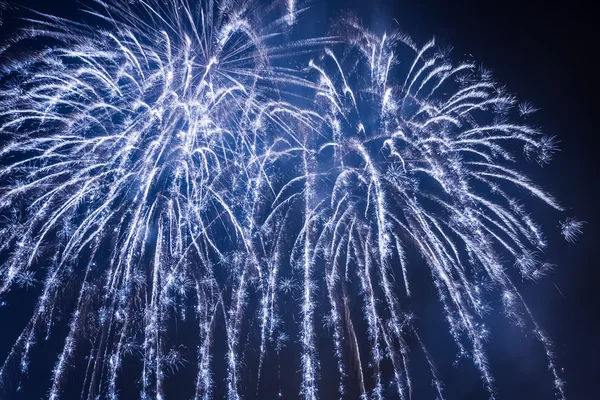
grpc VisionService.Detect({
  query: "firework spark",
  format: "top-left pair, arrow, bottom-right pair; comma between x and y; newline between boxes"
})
0,1 -> 581,399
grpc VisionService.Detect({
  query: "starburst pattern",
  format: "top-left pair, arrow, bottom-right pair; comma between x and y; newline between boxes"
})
0,1 -> 581,400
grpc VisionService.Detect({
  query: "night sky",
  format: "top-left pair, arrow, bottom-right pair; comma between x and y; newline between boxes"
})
0,0 -> 598,399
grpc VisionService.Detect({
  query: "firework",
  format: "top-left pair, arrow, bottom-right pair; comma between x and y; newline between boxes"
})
0,1 -> 581,399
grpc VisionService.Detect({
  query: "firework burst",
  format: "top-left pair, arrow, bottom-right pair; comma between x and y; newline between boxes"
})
0,1 -> 582,399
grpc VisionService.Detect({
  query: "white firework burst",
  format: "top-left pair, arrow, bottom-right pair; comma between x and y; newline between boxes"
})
0,1 -> 581,400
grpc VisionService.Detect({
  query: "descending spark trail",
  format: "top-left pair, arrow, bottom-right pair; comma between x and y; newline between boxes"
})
0,1 -> 582,399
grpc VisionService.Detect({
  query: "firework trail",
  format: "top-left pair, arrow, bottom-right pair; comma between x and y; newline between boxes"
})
0,1 -> 582,399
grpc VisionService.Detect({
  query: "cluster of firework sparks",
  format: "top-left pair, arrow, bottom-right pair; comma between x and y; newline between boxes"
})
0,0 -> 584,399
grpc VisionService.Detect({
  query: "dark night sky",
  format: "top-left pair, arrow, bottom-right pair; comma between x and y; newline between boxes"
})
0,0 -> 598,399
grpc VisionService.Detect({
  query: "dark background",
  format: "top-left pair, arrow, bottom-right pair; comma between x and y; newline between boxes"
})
0,0 -> 598,399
